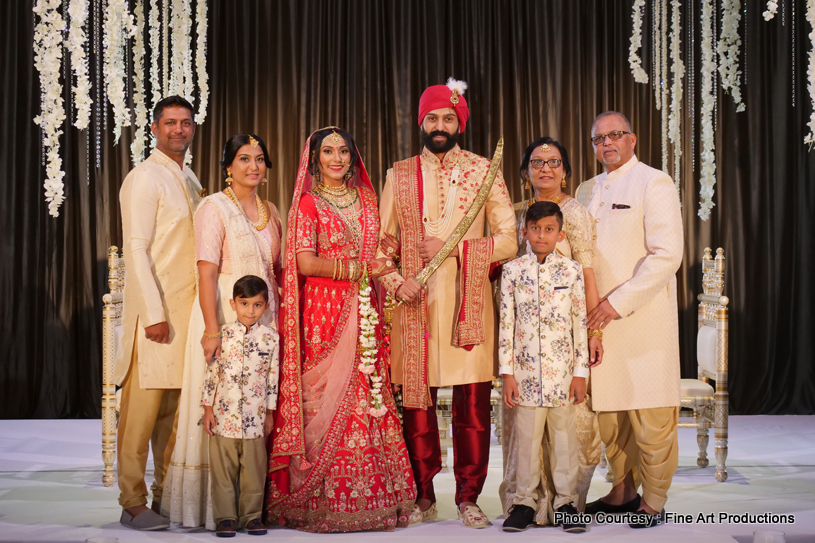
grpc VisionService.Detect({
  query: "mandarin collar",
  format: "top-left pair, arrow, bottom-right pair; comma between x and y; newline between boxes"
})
421,144 -> 462,169
232,320 -> 262,335
522,250 -> 559,268
151,148 -> 186,174
606,154 -> 639,182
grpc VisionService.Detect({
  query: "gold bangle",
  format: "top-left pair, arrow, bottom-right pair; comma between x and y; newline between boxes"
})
332,258 -> 338,280
202,330 -> 221,339
588,329 -> 603,341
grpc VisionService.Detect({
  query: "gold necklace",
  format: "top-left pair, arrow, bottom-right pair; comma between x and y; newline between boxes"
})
224,187 -> 269,231
530,192 -> 564,206
315,183 -> 357,209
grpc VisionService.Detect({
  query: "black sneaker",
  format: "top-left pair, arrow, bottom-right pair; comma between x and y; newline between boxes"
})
629,508 -> 666,529
502,504 -> 536,532
215,519 -> 237,537
245,518 -> 267,535
555,503 -> 587,533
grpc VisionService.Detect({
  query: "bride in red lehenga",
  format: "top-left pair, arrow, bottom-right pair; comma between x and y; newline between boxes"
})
265,128 -> 418,532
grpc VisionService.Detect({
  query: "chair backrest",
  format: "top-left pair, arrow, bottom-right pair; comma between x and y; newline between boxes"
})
696,247 -> 728,382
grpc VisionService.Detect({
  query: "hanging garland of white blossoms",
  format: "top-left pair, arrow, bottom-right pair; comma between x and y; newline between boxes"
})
66,0 -> 91,130
148,0 -> 161,108
130,0 -> 149,165
668,0 -> 684,196
805,0 -> 815,149
699,0 -> 717,220
358,271 -> 387,418
33,0 -> 66,217
763,1 -> 779,21
195,0 -> 209,123
104,0 -> 136,144
629,0 -> 649,83
719,0 -> 746,112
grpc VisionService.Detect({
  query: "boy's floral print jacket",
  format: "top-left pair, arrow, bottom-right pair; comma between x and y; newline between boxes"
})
202,321 -> 280,439
498,251 -> 589,407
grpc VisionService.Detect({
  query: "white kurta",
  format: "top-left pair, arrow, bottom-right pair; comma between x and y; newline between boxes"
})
116,149 -> 202,389
576,155 -> 683,412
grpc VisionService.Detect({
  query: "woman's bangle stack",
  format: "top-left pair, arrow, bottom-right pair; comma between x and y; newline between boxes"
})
202,330 -> 221,339
588,328 -> 603,341
331,259 -> 370,282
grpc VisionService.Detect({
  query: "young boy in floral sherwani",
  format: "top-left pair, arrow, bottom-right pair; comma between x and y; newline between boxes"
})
499,201 -> 589,534
202,275 -> 279,538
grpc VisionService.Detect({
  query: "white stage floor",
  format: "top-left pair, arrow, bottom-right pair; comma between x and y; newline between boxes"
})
0,416 -> 814,542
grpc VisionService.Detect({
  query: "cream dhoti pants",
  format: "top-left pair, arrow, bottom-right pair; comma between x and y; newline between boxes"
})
598,406 -> 679,512
512,404 -> 580,511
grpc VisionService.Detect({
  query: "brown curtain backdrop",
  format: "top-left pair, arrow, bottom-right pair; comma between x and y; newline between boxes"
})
1,0 -> 813,418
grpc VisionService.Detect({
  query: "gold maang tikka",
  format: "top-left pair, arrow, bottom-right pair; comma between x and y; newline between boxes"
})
541,143 -> 550,153
329,131 -> 343,145
249,135 -> 259,148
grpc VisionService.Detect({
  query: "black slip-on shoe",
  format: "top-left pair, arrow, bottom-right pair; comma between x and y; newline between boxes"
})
502,504 -> 536,532
555,503 -> 587,533
215,519 -> 237,537
245,518 -> 267,535
585,494 -> 641,515
629,508 -> 666,529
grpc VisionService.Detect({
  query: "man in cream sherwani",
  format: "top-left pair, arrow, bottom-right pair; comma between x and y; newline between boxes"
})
116,95 -> 202,530
575,111 -> 683,529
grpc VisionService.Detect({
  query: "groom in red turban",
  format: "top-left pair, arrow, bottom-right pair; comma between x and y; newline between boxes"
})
377,79 -> 517,528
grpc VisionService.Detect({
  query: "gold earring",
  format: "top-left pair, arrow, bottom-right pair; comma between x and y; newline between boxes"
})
561,176 -> 567,189
262,177 -> 267,185
226,172 -> 233,186
525,179 -> 531,190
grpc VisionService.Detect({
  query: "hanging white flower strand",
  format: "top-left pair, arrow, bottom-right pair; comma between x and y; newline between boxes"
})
104,0 -> 136,144
33,0 -> 67,217
763,1 -> 779,21
358,270 -> 387,418
148,0 -> 161,109
629,0 -> 649,83
195,0 -> 209,124
66,0 -> 92,130
719,0 -> 746,112
668,0 -> 684,197
699,0 -> 718,220
131,0 -> 149,165
805,0 -> 815,149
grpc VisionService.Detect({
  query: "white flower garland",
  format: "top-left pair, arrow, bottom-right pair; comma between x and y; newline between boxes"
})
104,0 -> 136,144
719,0 -> 746,112
169,0 -> 191,96
195,0 -> 209,123
668,0 -> 684,196
629,0 -> 649,83
805,0 -> 815,148
148,0 -> 161,108
655,0 -> 663,111
763,1 -> 779,21
33,0 -> 66,217
699,0 -> 717,220
181,0 -> 194,100
358,271 -> 386,418
66,0 -> 92,130
131,0 -> 149,165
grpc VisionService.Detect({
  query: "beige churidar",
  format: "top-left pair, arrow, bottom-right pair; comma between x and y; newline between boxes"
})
378,146 -> 518,387
209,435 -> 267,526
116,149 -> 202,389
511,404 -> 580,512
575,155 -> 683,412
598,407 -> 679,512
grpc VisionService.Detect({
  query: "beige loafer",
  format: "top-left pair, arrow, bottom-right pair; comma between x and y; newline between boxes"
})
457,503 -> 491,529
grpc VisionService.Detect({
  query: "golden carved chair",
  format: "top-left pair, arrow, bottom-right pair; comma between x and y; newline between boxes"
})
101,246 -> 125,487
679,247 -> 729,482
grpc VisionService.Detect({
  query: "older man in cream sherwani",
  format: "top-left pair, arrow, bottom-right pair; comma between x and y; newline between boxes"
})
116,95 -> 202,530
575,111 -> 683,529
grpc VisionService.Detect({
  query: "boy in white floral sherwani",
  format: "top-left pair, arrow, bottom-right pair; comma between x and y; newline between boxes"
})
202,275 -> 279,538
499,202 -> 589,534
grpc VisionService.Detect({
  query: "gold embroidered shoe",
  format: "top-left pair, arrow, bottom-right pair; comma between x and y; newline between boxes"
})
457,503 -> 492,529
422,502 -> 438,522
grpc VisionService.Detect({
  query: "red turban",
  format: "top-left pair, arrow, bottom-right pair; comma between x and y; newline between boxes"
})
417,78 -> 470,133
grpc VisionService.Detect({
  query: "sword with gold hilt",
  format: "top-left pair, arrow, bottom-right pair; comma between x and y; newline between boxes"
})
397,136 -> 504,305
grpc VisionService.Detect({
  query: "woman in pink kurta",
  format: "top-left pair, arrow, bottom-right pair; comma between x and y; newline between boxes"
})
163,134 -> 282,530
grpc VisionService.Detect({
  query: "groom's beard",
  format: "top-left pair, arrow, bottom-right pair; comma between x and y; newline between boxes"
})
422,128 -> 459,154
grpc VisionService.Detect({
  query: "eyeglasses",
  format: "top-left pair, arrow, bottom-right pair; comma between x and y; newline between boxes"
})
590,131 -> 631,146
529,158 -> 562,170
